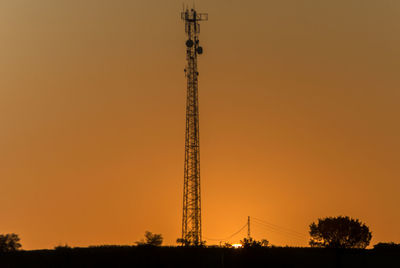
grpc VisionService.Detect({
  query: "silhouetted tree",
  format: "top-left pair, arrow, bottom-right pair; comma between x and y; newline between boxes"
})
309,216 -> 371,249
136,231 -> 163,246
240,237 -> 269,248
0,233 -> 21,252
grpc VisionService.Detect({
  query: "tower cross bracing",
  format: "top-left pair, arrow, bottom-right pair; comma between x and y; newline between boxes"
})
181,8 -> 208,246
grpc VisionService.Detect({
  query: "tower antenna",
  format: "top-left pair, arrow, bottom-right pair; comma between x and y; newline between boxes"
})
180,8 -> 208,246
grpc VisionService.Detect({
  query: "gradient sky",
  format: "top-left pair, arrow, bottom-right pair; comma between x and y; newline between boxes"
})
1,0 -> 399,249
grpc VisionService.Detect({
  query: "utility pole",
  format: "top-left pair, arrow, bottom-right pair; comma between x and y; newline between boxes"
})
248,216 -> 251,239
181,8 -> 208,246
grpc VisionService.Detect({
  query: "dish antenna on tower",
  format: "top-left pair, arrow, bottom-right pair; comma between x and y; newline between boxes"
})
180,7 -> 208,247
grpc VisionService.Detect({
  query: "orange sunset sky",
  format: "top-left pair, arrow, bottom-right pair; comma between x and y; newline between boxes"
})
1,0 -> 399,249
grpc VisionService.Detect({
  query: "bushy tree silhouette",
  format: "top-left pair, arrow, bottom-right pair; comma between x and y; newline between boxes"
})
309,216 -> 371,249
0,233 -> 21,252
240,237 -> 269,248
137,231 -> 163,246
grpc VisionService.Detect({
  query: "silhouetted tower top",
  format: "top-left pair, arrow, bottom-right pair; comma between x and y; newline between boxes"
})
181,8 -> 207,246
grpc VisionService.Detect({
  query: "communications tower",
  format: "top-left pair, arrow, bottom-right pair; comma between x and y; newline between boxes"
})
181,8 -> 208,246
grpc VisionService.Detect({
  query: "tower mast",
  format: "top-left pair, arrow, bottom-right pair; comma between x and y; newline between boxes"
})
181,8 -> 208,246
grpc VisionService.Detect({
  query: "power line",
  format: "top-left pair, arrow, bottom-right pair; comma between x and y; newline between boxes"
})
252,217 -> 307,237
252,221 -> 306,240
253,221 -> 306,239
251,217 -> 308,239
204,216 -> 308,244
204,222 -> 248,242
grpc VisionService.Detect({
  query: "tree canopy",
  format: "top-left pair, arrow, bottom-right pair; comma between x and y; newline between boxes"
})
136,231 -> 163,247
309,216 -> 372,249
0,233 -> 22,252
239,237 -> 269,248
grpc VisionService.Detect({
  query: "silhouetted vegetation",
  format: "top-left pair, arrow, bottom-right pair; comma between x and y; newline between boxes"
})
223,242 -> 233,248
239,237 -> 269,248
0,234 -> 21,253
176,237 -> 206,247
0,246 -> 400,267
373,242 -> 400,250
54,244 -> 72,251
309,216 -> 372,249
136,231 -> 163,246
1,220 -> 398,267
176,238 -> 187,246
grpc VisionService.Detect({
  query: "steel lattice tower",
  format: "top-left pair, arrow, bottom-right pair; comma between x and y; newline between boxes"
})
181,8 -> 207,246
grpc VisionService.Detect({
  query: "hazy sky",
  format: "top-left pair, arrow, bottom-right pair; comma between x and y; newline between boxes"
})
1,0 -> 399,249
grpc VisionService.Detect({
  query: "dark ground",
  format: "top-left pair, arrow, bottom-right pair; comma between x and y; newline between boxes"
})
1,246 -> 399,268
